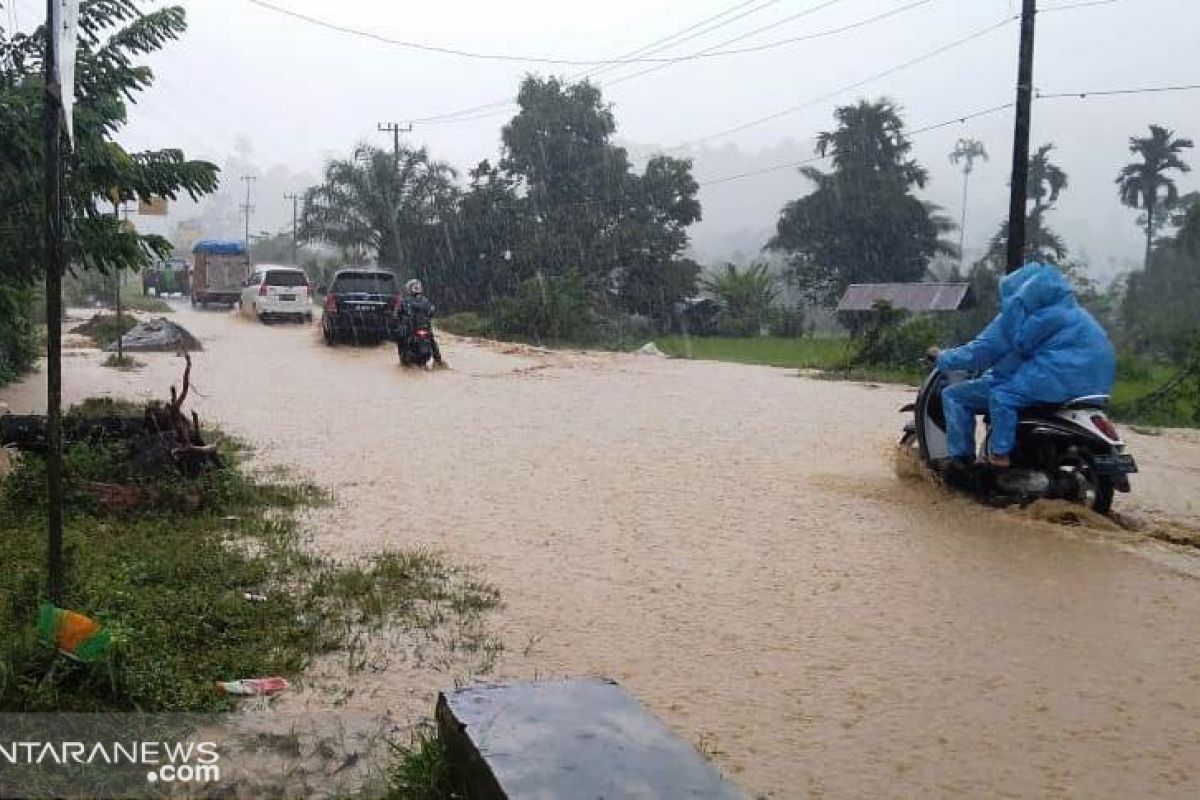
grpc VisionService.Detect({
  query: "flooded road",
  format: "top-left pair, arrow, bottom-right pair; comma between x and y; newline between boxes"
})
5,305 -> 1200,798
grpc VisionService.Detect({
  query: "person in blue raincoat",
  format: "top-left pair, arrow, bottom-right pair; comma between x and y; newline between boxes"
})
930,261 -> 1116,467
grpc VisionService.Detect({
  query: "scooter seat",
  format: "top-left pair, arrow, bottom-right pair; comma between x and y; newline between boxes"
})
1003,395 -> 1110,420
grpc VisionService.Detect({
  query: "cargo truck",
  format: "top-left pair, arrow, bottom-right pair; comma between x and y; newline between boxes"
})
190,240 -> 248,308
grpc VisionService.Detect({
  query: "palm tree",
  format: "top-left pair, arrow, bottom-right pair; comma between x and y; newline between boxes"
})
1025,143 -> 1069,262
300,145 -> 458,275
1116,125 -> 1194,268
701,263 -> 779,336
949,138 -> 988,270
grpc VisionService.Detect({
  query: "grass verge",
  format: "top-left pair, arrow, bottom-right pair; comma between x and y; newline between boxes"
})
0,398 -> 501,713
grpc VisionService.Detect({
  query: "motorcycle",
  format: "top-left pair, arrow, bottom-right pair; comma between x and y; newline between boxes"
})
398,326 -> 435,369
899,365 -> 1138,513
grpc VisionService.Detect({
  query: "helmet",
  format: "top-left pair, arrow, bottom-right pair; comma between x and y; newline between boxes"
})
405,279 -> 423,296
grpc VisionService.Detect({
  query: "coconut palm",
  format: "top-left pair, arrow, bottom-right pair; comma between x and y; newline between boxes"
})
949,138 -> 988,269
300,145 -> 458,275
1116,125 -> 1194,268
1025,143 -> 1069,263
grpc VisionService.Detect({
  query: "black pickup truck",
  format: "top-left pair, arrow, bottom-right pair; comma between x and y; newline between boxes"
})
320,269 -> 400,345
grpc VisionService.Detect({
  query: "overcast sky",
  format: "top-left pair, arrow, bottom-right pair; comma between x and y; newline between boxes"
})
10,0 -> 1199,277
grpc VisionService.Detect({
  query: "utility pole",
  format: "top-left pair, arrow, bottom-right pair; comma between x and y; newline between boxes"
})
240,175 -> 256,268
43,0 -> 65,604
1005,0 -> 1038,274
284,193 -> 299,264
377,122 -> 412,163
113,201 -> 131,361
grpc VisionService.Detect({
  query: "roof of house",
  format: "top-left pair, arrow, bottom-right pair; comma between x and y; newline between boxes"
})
836,282 -> 975,313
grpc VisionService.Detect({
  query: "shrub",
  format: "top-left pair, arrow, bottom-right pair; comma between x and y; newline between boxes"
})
855,306 -> 956,370
0,283 -> 39,387
767,307 -> 807,338
437,312 -> 494,338
490,271 -> 594,343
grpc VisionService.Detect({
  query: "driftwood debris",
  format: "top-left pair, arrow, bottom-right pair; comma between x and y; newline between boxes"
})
0,353 -> 222,508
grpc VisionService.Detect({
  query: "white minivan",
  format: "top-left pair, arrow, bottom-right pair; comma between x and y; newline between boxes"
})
240,265 -> 313,324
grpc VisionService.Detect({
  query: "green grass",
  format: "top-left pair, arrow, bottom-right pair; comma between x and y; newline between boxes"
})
0,400 -> 501,713
119,292 -> 173,313
374,725 -> 471,800
657,336 -> 1200,427
656,335 -> 855,371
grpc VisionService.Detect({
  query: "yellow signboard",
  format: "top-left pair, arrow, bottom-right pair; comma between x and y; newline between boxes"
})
138,196 -> 169,216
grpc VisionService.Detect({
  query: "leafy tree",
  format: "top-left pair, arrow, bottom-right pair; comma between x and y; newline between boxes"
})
701,263 -> 778,336
1121,190 -> 1200,359
0,1 -> 218,385
766,99 -> 955,305
1116,125 -> 1193,268
492,76 -> 701,322
0,1 -> 218,281
300,145 -> 458,278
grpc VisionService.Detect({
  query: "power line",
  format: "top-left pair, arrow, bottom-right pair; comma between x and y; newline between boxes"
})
1036,83 -> 1200,99
244,0 -> 808,67
413,0 -> 930,126
1040,0 -> 1119,12
408,0 -> 806,124
672,14 -> 1017,150
697,102 -> 1016,186
603,0 -> 856,89
695,81 -> 1200,187
572,0 -> 782,83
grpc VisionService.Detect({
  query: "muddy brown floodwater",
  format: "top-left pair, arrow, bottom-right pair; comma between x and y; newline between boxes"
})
5,305 -> 1200,798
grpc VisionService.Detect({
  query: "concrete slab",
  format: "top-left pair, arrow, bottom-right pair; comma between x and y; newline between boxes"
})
437,677 -> 744,799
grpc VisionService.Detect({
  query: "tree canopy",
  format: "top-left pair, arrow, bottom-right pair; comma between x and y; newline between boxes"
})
1116,124 -> 1193,267
0,0 -> 218,284
766,99 -> 955,305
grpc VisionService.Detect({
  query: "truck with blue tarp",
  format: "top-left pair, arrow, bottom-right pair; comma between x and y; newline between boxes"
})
190,240 -> 248,308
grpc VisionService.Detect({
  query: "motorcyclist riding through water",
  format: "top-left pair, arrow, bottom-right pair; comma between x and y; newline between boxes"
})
395,279 -> 444,365
929,261 -> 1116,469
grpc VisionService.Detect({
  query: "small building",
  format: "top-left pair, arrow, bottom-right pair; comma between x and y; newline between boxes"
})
836,282 -> 975,315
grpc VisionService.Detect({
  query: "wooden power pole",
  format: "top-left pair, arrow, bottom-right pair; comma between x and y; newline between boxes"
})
43,0 -> 66,603
1005,0 -> 1038,274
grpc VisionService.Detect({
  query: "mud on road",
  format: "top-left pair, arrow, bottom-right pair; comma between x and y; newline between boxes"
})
5,305 -> 1200,798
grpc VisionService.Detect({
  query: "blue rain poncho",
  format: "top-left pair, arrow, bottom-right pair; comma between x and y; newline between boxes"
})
935,262 -> 1116,458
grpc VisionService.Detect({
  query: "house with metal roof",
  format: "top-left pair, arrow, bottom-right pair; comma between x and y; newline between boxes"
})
836,282 -> 975,314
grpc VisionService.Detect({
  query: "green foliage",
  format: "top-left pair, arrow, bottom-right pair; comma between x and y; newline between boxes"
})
855,312 -> 955,371
437,311 -> 494,338
1122,192 -> 1200,360
700,263 -> 779,337
1,2 -> 219,282
300,145 -> 458,275
378,725 -> 469,800
490,271 -> 593,343
461,77 -> 700,322
1116,125 -> 1194,265
767,99 -> 955,305
984,143 -> 1071,265
0,281 -> 38,386
656,335 -> 853,370
0,1 -> 217,386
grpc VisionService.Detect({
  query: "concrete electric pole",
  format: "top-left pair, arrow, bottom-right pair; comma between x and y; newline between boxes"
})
1005,0 -> 1038,274
240,175 -> 256,267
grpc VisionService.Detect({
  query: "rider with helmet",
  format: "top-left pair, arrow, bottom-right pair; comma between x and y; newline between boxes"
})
395,278 -> 443,365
